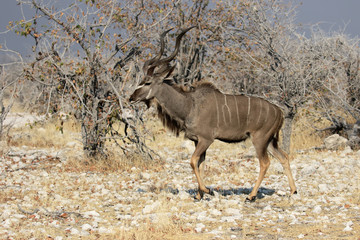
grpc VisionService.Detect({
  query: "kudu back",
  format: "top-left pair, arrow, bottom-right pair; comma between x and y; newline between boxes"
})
130,27 -> 297,202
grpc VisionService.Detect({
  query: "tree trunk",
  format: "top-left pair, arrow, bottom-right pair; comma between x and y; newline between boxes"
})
281,116 -> 293,154
81,119 -> 106,158
347,119 -> 360,150
80,64 -> 107,159
281,105 -> 296,154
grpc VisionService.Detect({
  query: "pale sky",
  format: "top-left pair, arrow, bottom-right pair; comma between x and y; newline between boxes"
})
1,0 -> 360,57
293,0 -> 360,37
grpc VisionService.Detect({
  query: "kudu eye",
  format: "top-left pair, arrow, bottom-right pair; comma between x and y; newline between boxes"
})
144,82 -> 151,86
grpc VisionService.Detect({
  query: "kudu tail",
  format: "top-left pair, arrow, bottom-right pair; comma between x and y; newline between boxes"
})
272,129 -> 280,150
269,115 -> 288,159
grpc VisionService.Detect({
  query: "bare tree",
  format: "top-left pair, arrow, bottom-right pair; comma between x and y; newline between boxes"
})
307,28 -> 360,148
0,48 -> 23,140
12,0 -> 165,158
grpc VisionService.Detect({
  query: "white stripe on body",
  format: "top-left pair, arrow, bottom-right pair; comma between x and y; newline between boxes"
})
246,96 -> 251,127
257,99 -> 263,126
213,92 -> 220,128
222,95 -> 232,124
233,95 -> 240,125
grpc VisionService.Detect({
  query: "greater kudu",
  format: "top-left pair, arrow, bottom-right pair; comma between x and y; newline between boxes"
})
130,27 -> 297,202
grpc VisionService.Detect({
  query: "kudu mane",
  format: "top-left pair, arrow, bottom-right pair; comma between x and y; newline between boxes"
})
156,101 -> 183,136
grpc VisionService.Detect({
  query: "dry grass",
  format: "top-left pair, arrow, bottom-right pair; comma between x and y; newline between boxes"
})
63,151 -> 165,173
290,108 -> 330,152
7,117 -> 80,149
5,112 -> 164,173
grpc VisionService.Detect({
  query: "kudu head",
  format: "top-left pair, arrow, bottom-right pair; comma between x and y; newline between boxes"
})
129,26 -> 195,103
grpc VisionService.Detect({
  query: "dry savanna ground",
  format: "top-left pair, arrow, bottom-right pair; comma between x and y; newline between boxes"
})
0,108 -> 359,239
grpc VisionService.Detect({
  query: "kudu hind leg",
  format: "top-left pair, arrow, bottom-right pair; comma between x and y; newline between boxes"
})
191,139 -> 213,200
247,140 -> 271,202
198,151 -> 206,183
268,142 -> 297,194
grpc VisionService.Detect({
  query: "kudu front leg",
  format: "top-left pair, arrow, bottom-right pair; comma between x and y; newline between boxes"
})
190,139 -> 213,200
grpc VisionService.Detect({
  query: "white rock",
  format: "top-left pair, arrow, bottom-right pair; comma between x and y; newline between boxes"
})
277,190 -> 286,196
210,209 -> 222,216
81,224 -> 93,231
178,190 -> 189,200
101,188 -> 110,196
324,134 -> 348,150
263,205 -> 272,211
208,229 -> 223,235
196,211 -> 208,221
342,146 -> 352,155
225,208 -> 241,216
318,184 -> 328,193
2,219 -> 12,228
343,225 -> 353,231
272,162 -> 283,173
181,140 -> 195,152
66,141 -> 78,148
329,196 -> 346,204
221,215 -> 242,222
70,228 -> 80,235
1,209 -> 12,218
345,221 -> 353,227
80,231 -> 90,236
301,165 -> 317,175
50,220 -> 61,228
98,227 -> 111,234
312,205 -> 322,214
12,214 -> 26,219
244,146 -> 256,158
131,219 -> 139,227
195,223 -> 205,233
83,211 -> 100,218
41,171 -> 49,177
142,201 -> 160,214
141,172 -> 151,180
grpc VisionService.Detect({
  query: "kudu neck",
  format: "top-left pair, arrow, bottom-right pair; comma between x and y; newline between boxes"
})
155,83 -> 191,120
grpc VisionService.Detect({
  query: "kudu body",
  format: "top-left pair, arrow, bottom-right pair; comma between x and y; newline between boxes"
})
130,27 -> 297,201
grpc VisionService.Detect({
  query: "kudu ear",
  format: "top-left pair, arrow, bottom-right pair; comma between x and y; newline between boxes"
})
163,79 -> 175,86
146,66 -> 156,77
164,65 -> 176,78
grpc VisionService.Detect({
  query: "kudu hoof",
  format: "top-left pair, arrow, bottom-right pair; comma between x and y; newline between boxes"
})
193,197 -> 202,202
194,191 -> 204,201
208,188 -> 215,196
245,196 -> 256,203
194,188 -> 214,201
293,190 -> 298,195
